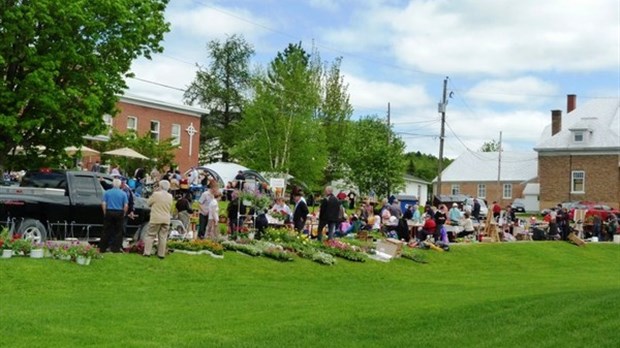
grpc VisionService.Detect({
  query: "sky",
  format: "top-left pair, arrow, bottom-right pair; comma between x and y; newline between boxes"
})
126,0 -> 620,159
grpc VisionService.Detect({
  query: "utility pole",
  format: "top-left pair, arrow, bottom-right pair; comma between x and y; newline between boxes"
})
387,102 -> 391,198
437,77 -> 448,198
496,131 -> 503,203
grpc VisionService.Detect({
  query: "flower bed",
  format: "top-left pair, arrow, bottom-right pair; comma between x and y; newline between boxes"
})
262,247 -> 294,262
221,240 -> 262,256
167,239 -> 225,255
319,240 -> 366,262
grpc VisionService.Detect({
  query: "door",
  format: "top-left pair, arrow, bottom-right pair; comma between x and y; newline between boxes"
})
68,174 -> 104,239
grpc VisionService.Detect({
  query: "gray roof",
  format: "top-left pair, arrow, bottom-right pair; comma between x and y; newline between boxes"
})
119,94 -> 207,117
433,151 -> 538,183
535,97 -> 620,152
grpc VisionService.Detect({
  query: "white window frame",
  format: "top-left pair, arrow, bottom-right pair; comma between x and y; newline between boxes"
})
571,171 -> 585,193
102,114 -> 113,134
451,184 -> 460,195
150,120 -> 160,141
573,131 -> 584,143
171,123 -> 181,146
103,114 -> 113,127
502,184 -> 512,199
478,184 -> 486,199
127,116 -> 138,132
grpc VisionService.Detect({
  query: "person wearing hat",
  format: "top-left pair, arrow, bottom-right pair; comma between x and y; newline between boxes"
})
449,203 -> 462,224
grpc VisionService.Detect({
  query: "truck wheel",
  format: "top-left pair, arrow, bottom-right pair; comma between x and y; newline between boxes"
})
18,219 -> 47,243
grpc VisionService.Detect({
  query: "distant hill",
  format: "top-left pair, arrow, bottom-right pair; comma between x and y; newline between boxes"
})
404,151 -> 453,182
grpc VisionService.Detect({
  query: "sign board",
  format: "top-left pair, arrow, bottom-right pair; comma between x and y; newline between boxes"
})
270,178 -> 286,189
270,178 -> 286,198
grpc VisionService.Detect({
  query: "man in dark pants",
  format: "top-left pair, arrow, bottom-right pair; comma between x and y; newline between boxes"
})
472,199 -> 481,222
100,178 -> 128,253
318,186 -> 341,241
292,191 -> 309,233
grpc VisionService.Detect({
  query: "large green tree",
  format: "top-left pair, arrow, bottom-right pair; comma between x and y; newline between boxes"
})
0,0 -> 169,171
343,116 -> 406,198
233,43 -> 327,189
316,56 -> 353,185
184,34 -> 254,163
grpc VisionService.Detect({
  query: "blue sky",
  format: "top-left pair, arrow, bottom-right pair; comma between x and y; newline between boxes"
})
127,0 -> 620,159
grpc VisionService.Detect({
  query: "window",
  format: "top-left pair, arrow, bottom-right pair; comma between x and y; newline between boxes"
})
171,124 -> 181,146
451,184 -> 460,195
503,184 -> 512,199
478,184 -> 486,198
571,171 -> 585,193
573,131 -> 584,142
150,120 -> 160,141
72,175 -> 98,196
102,114 -> 113,134
127,116 -> 137,131
103,114 -> 113,127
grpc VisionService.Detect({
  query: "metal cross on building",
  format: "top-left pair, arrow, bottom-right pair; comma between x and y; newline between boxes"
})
186,122 -> 197,157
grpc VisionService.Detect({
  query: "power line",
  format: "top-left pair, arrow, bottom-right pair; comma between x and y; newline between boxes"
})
128,76 -> 187,92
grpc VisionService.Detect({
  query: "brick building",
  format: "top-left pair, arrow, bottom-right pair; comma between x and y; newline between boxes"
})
534,95 -> 620,209
102,95 -> 206,173
432,151 -> 538,208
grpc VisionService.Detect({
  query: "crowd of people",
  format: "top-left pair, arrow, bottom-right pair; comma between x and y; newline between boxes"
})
92,162 -> 618,258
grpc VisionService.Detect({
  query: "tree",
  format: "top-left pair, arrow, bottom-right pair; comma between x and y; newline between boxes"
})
184,34 -> 254,163
406,158 -> 416,175
233,43 -> 327,189
316,56 -> 353,185
480,139 -> 501,152
343,116 -> 406,198
0,0 -> 170,171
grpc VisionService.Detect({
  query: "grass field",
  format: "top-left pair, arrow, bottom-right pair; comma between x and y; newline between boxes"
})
1,242 -> 619,347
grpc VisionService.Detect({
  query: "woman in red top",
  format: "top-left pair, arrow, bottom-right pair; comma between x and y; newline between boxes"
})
418,213 -> 436,241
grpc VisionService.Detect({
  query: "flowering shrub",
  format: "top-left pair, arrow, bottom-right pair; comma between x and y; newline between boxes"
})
168,239 -> 224,255
221,240 -> 262,256
320,240 -> 366,262
262,247 -> 293,262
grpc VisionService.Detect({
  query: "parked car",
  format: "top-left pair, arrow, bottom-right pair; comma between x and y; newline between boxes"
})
511,199 -> 526,213
464,197 -> 488,218
0,169 -> 150,242
568,203 -> 619,222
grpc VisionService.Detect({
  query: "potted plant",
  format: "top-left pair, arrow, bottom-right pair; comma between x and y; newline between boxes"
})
12,238 -> 32,256
1,239 -> 13,259
30,242 -> 44,259
75,244 -> 99,265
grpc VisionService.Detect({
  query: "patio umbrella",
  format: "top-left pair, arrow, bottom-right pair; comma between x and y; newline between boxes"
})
103,147 -> 149,160
65,145 -> 100,157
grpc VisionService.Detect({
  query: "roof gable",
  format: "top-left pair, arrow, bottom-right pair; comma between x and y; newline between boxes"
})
433,151 -> 538,183
535,98 -> 620,152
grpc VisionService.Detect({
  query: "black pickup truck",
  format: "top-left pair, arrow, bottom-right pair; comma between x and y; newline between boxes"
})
0,169 -> 150,242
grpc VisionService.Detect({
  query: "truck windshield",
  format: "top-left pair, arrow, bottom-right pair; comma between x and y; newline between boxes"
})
20,171 -> 67,189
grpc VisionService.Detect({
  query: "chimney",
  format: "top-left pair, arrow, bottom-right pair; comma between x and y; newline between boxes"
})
567,94 -> 577,113
551,109 -> 562,136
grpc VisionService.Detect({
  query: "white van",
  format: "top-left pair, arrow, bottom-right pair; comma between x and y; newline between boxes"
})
464,197 -> 488,219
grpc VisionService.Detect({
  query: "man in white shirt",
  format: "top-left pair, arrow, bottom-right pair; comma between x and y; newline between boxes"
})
197,188 -> 214,239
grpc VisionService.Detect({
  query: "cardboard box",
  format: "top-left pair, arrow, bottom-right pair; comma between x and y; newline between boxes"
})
377,239 -> 402,258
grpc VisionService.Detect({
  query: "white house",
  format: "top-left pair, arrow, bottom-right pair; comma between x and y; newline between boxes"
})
394,174 -> 430,207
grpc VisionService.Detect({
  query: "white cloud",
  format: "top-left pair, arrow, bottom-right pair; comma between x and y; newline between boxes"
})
346,73 -> 434,111
167,4 -> 272,43
465,76 -> 559,105
323,0 -> 619,76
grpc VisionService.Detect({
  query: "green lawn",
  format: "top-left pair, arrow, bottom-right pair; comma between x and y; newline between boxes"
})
1,242 -> 619,347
